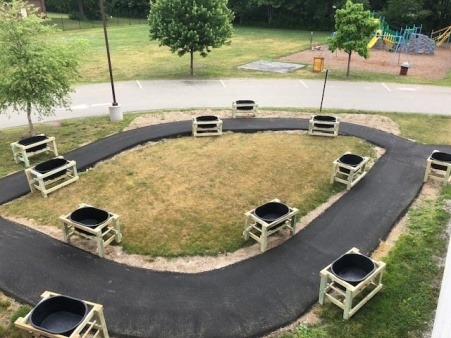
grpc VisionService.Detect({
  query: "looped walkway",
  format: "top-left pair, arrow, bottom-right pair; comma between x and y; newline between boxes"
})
1,118 -> 450,337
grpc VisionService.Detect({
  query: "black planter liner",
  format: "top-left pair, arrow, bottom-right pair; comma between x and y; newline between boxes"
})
431,151 -> 451,171
331,253 -> 376,286
196,115 -> 220,129
235,100 -> 256,110
30,295 -> 88,336
338,154 -> 364,174
70,206 -> 110,234
254,202 -> 290,224
18,135 -> 48,153
34,158 -> 68,181
313,115 -> 336,129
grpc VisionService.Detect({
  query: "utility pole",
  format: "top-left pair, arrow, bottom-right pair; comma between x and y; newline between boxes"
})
99,0 -> 122,121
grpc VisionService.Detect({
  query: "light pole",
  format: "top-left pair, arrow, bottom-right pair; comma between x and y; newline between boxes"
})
99,0 -> 122,121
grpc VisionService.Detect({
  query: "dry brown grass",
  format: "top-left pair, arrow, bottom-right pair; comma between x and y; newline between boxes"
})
1,132 -> 373,257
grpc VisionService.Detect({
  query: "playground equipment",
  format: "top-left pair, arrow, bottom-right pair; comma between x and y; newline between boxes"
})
431,25 -> 451,47
368,17 -> 436,54
367,18 -> 382,48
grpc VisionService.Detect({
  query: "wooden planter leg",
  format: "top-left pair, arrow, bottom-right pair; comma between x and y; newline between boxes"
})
423,160 -> 432,182
343,288 -> 353,319
261,227 -> 268,252
330,162 -> 338,184
97,234 -> 105,258
318,273 -> 327,305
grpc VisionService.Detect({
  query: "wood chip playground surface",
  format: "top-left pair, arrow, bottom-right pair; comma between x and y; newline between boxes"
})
282,45 -> 451,79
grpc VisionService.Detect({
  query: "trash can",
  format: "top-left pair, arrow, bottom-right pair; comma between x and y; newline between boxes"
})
399,61 -> 410,76
313,57 -> 325,72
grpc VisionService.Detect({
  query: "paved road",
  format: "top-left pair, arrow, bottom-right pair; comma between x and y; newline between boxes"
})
1,79 -> 450,129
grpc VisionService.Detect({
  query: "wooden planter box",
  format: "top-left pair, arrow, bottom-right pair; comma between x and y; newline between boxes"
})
60,204 -> 122,258
243,199 -> 299,252
319,247 -> 386,320
330,152 -> 369,190
15,291 -> 109,338
192,115 -> 223,137
308,115 -> 340,137
11,134 -> 58,167
232,100 -> 258,118
25,157 -> 79,198
423,150 -> 451,186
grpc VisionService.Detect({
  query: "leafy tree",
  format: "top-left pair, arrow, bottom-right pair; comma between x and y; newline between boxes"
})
423,0 -> 451,32
384,0 -> 429,31
327,0 -> 378,76
149,0 -> 234,76
0,0 -> 84,135
253,0 -> 284,25
112,0 -> 150,18
228,0 -> 255,24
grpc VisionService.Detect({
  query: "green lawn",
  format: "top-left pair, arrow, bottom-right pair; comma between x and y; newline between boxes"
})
55,25 -> 328,83
49,24 -> 451,85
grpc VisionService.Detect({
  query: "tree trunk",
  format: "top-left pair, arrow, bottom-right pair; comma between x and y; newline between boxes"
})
78,0 -> 84,16
26,102 -> 35,136
190,49 -> 194,76
346,51 -> 352,77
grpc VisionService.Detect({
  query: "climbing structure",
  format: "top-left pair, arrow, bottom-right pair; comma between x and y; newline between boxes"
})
406,33 -> 436,54
368,17 -> 436,54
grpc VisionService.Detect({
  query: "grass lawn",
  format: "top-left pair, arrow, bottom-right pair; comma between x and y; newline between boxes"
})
0,111 -> 450,336
0,132 -> 373,257
49,24 -> 451,85
55,25 -> 328,83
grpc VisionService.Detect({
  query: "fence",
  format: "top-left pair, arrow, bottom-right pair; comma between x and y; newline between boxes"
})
47,13 -> 148,31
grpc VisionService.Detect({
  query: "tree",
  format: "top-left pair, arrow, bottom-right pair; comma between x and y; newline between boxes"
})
327,0 -> 378,76
149,0 -> 234,76
384,0 -> 428,31
0,0 -> 84,135
112,0 -> 150,18
253,0 -> 284,25
228,0 -> 254,24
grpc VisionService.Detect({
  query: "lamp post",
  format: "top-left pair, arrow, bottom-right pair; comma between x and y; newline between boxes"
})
99,0 -> 122,121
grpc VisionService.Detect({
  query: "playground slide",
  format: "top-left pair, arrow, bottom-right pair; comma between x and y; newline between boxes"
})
368,28 -> 383,48
367,36 -> 378,48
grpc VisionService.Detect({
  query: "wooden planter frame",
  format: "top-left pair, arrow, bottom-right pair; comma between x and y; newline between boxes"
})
15,291 -> 109,338
192,116 -> 223,137
25,157 -> 79,198
330,153 -> 369,190
232,100 -> 258,118
60,204 -> 122,258
243,199 -> 299,252
319,247 -> 386,320
423,150 -> 451,186
11,135 -> 58,167
308,115 -> 340,137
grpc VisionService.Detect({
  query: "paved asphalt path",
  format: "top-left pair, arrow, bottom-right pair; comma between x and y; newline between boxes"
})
1,118 -> 451,337
1,79 -> 450,129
